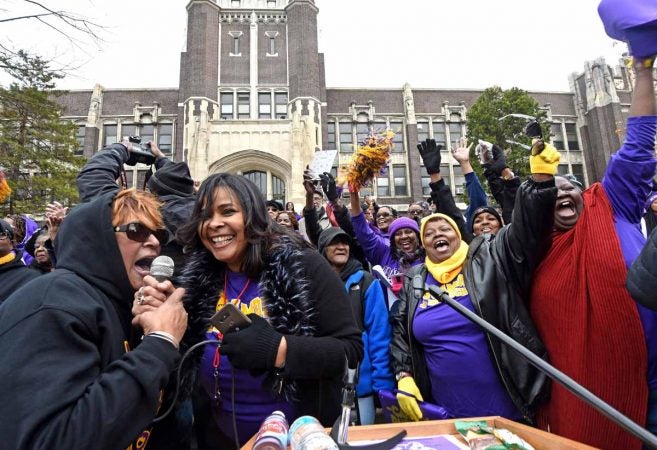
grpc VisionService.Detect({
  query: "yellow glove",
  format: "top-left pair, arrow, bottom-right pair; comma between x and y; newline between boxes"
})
396,376 -> 424,421
529,140 -> 560,175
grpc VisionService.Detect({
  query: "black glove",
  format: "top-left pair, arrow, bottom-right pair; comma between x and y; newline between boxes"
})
220,314 -> 283,370
417,139 -> 442,174
319,172 -> 338,202
483,144 -> 508,177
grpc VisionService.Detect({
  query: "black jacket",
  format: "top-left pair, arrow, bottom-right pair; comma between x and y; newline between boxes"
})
178,238 -> 363,426
0,192 -> 180,450
390,177 -> 556,422
77,144 -> 195,278
627,226 -> 657,310
0,251 -> 39,304
429,178 -> 473,243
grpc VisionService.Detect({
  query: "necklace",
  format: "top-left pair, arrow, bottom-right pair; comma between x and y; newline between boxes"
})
218,271 -> 252,307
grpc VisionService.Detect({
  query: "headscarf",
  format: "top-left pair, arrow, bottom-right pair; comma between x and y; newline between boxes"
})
420,213 -> 469,284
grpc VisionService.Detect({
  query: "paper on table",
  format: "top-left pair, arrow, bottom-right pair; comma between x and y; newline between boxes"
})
350,434 -> 468,450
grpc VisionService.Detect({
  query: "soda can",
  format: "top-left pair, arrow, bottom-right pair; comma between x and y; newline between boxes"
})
289,416 -> 338,450
253,411 -> 289,450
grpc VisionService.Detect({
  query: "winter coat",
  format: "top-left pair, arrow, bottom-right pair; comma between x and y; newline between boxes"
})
0,251 -> 39,304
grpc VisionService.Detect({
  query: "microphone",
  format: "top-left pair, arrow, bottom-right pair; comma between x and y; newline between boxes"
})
150,255 -> 174,282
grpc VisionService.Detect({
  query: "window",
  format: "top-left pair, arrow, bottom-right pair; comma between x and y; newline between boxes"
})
571,164 -> 585,187
453,165 -> 465,196
233,37 -> 240,54
75,125 -> 85,156
121,124 -> 137,140
448,123 -> 462,148
269,37 -> 276,55
267,0 -> 276,6
393,165 -> 407,197
339,122 -> 352,153
557,164 -> 570,176
231,0 -> 240,6
440,164 -> 450,188
377,175 -> 390,197
390,121 -> 404,153
158,124 -> 173,155
417,121 -> 429,144
551,123 -> 564,150
103,124 -> 117,146
356,123 -> 369,146
274,92 -> 287,119
244,170 -> 266,196
140,124 -> 154,145
432,122 -> 446,148
565,123 -> 580,151
220,92 -> 234,120
259,92 -> 272,119
237,92 -> 250,119
421,174 -> 431,196
327,122 -> 336,149
272,175 -> 285,202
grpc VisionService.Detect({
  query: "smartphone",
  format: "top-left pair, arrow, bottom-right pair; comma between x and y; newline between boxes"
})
210,303 -> 252,334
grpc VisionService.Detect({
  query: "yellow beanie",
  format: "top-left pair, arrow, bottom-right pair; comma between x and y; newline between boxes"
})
420,213 -> 461,243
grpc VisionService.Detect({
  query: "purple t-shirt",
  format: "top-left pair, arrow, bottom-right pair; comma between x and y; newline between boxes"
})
601,115 -> 657,390
198,270 -> 295,444
412,273 -> 522,420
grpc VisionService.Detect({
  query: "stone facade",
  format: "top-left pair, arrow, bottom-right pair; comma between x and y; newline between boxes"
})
57,0 -> 652,210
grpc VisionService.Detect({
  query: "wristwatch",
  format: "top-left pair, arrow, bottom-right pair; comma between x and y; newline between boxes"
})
395,371 -> 412,381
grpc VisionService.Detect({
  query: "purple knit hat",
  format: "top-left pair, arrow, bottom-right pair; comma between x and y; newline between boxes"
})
388,217 -> 420,237
645,191 -> 657,212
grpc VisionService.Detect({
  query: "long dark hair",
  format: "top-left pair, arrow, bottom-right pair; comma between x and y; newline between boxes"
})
177,173 -> 308,278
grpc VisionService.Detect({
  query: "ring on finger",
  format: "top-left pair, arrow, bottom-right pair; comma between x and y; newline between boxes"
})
137,287 -> 145,305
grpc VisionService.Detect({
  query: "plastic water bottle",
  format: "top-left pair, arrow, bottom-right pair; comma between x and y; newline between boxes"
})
253,411 -> 289,450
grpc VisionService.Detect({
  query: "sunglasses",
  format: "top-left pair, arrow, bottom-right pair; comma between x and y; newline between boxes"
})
376,212 -> 392,219
408,209 -> 423,216
114,222 -> 168,244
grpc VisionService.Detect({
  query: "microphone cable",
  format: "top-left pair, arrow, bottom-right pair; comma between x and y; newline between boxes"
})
151,338 -> 242,450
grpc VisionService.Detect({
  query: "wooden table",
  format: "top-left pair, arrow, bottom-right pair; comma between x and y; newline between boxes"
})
242,416 -> 598,449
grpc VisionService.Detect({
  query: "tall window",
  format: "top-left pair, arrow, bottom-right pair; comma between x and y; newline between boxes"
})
237,92 -> 250,119
75,125 -> 85,156
393,165 -> 407,197
356,123 -> 369,145
421,173 -> 431,196
551,123 -> 564,150
327,122 -> 336,149
372,121 -> 387,135
390,120 -> 404,153
377,175 -> 390,197
339,122 -> 352,153
243,171 -> 266,195
453,165 -> 465,195
259,92 -> 272,119
158,124 -> 173,155
121,124 -> 137,140
440,164 -> 450,188
140,124 -> 154,144
417,121 -> 429,144
448,123 -> 462,148
103,124 -> 117,146
272,175 -> 285,201
571,164 -> 585,187
220,92 -> 234,120
432,122 -> 446,148
274,92 -> 287,119
565,123 -> 580,151
269,37 -> 276,55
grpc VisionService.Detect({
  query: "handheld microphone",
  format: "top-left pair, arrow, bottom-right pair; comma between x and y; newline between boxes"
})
149,255 -> 174,282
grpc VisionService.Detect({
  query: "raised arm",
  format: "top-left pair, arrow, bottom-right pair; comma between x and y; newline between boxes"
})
602,57 -> 657,224
451,138 -> 487,225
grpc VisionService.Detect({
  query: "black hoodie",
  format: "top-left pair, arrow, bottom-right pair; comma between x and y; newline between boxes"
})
0,192 -> 180,450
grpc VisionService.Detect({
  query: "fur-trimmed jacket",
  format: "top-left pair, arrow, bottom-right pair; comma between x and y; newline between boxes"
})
178,237 -> 363,426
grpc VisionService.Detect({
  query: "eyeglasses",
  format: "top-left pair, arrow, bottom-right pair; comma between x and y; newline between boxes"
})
408,209 -> 423,216
114,222 -> 168,244
376,212 -> 392,219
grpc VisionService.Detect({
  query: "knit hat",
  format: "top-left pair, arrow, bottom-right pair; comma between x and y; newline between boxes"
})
266,199 -> 283,211
420,213 -> 461,243
388,217 -> 420,238
470,206 -> 503,233
317,227 -> 351,255
645,191 -> 657,212
147,162 -> 194,197
0,219 -> 14,240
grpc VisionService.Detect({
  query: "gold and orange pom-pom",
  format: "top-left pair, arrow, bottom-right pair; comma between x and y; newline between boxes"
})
0,171 -> 11,204
337,130 -> 394,192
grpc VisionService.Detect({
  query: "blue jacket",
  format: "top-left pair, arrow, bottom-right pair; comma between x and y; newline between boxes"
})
344,270 -> 395,396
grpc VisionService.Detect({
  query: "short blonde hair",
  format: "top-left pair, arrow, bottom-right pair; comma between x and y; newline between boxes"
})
111,188 -> 164,230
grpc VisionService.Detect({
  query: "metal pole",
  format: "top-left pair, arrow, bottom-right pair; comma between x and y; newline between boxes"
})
427,285 -> 657,449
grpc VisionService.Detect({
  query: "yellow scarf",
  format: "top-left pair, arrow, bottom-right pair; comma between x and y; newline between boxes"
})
0,252 -> 16,265
425,240 -> 468,284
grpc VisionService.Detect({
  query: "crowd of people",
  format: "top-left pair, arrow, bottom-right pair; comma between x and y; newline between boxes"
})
0,56 -> 655,450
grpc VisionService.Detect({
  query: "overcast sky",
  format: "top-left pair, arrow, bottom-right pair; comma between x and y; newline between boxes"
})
0,0 -> 625,92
